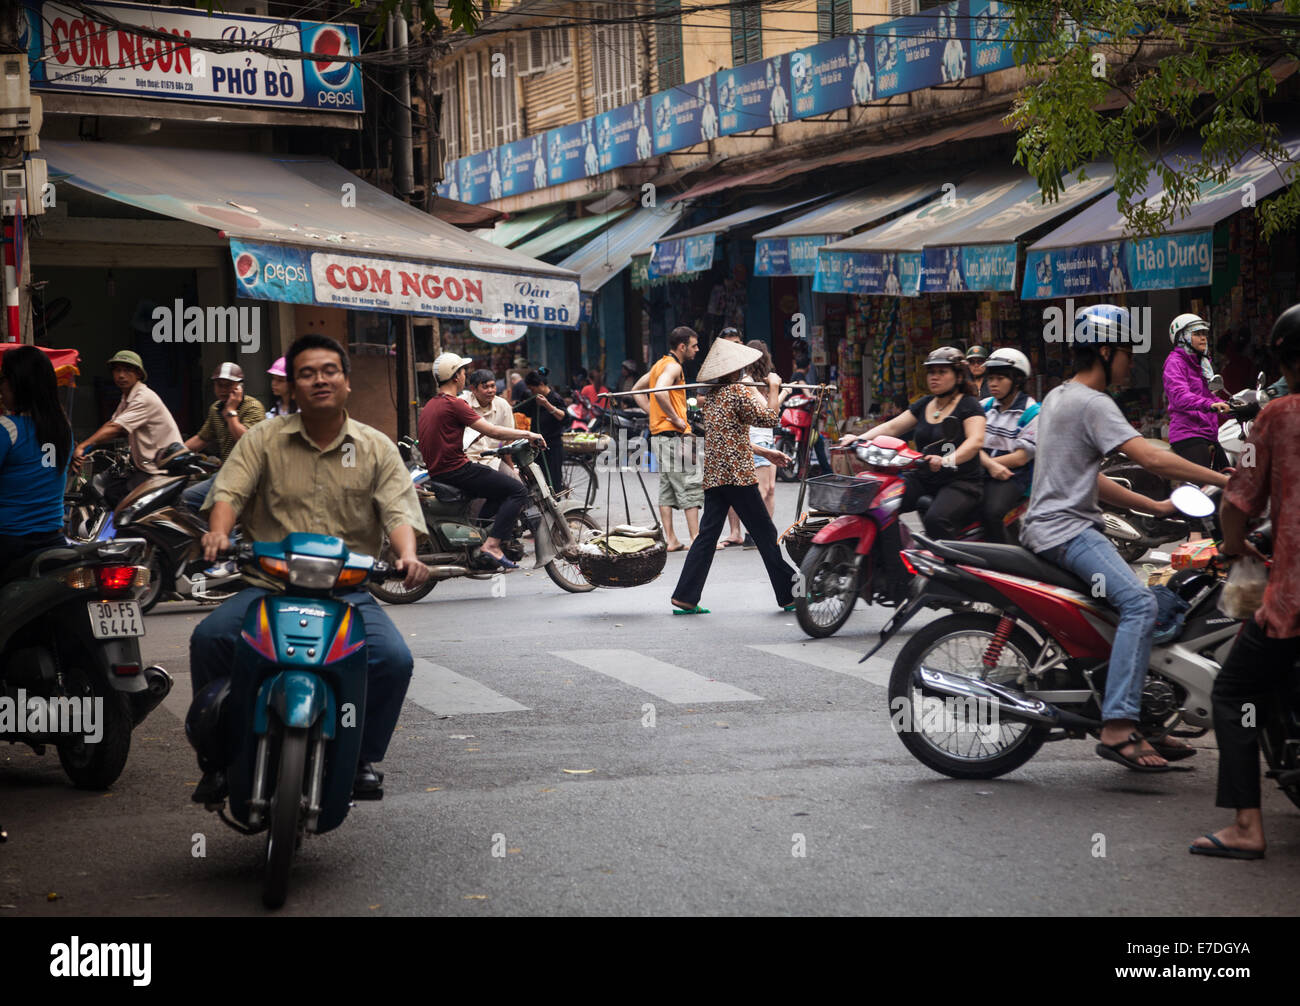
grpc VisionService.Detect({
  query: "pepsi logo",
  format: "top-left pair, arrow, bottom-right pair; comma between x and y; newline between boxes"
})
310,26 -> 354,88
236,251 -> 259,285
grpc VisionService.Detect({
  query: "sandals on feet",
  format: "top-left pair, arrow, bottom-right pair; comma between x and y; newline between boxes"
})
1189,833 -> 1264,860
671,602 -> 710,615
1095,731 -> 1192,773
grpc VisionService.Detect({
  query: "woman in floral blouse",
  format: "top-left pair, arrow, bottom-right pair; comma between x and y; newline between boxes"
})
671,338 -> 796,614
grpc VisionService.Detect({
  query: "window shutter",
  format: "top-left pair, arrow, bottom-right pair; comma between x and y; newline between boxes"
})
731,6 -> 762,65
655,0 -> 683,89
817,1 -> 832,42
464,53 -> 482,153
889,0 -> 919,16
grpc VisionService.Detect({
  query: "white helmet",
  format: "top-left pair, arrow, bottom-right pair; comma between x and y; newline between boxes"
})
1169,312 -> 1209,346
984,347 -> 1032,380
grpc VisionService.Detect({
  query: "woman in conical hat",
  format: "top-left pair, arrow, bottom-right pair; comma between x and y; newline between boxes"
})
669,336 -> 797,615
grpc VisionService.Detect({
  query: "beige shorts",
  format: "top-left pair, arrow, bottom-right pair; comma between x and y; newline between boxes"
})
653,434 -> 703,510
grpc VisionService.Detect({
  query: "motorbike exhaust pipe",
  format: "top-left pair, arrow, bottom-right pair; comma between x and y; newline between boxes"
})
427,565 -> 472,581
914,665 -> 1061,726
128,665 -> 174,726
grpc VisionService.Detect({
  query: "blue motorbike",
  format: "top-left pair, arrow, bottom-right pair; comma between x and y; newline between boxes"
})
186,534 -> 393,909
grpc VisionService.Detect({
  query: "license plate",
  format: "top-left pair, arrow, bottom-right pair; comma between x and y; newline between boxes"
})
87,601 -> 145,639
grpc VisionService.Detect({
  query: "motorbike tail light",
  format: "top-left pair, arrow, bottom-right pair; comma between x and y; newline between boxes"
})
335,566 -> 367,589
112,663 -> 141,677
258,556 -> 291,581
97,565 -> 139,593
63,566 -> 97,590
900,553 -> 919,576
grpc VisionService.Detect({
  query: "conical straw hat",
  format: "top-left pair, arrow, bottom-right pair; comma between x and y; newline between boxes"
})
697,337 -> 762,382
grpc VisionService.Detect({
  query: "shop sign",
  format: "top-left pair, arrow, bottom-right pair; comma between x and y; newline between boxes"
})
499,136 -> 545,198
920,243 -> 1018,292
652,76 -> 718,154
790,34 -> 871,119
1021,231 -> 1212,298
24,0 -> 364,112
596,98 -> 653,173
469,320 -> 528,344
969,0 -> 1018,75
649,234 -> 715,278
630,255 -> 697,289
870,0 -> 966,99
814,250 -> 922,296
229,239 -> 581,329
546,120 -> 596,186
717,53 -> 793,136
754,236 -> 832,277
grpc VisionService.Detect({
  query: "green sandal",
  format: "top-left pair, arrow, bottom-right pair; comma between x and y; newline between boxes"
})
671,603 -> 710,615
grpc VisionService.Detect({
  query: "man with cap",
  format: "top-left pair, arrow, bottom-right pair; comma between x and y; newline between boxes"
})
74,350 -> 184,508
966,345 -> 992,397
181,362 -> 266,512
418,353 -> 546,569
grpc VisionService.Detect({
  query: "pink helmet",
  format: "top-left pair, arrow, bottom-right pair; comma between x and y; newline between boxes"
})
268,356 -> 287,377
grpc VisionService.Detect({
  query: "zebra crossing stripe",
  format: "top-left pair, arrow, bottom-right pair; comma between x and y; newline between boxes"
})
748,643 -> 892,688
550,649 -> 763,704
406,658 -> 530,715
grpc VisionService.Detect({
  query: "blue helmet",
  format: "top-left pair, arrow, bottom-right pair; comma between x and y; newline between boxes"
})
1073,303 -> 1131,344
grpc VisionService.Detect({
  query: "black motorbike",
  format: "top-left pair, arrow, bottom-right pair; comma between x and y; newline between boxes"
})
1,536 -> 171,789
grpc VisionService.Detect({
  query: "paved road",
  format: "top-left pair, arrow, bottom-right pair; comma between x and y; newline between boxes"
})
3,480 -> 1297,916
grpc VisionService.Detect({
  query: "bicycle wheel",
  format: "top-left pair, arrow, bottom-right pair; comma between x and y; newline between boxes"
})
562,456 -> 598,507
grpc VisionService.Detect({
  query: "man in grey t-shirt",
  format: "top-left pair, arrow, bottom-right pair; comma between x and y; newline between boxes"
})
1023,304 -> 1229,773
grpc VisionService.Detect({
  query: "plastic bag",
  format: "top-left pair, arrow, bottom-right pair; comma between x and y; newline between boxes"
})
1218,555 -> 1269,620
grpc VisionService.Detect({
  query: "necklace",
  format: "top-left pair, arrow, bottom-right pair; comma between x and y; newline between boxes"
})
930,393 -> 955,421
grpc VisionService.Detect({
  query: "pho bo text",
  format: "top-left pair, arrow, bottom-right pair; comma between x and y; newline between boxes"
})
0,691 -> 102,743
151,300 -> 261,354
50,938 -> 150,986
1041,299 -> 1152,354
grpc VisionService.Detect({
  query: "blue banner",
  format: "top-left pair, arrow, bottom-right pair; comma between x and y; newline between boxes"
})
596,98 -> 652,173
718,53 -> 793,135
970,0 -> 1017,75
546,121 -> 592,186
499,135 -> 543,198
755,235 -> 833,277
230,240 -> 316,305
651,234 -> 716,278
652,77 -> 718,154
871,0 -> 966,99
921,243 -> 1018,292
1021,231 -> 1212,298
790,34 -> 876,119
815,250 -> 922,296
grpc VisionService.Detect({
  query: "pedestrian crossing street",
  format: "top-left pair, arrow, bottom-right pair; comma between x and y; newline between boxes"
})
156,642 -> 897,723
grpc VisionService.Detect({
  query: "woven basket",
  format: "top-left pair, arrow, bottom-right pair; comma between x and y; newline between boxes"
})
783,515 -> 832,567
578,541 -> 667,588
562,433 -> 611,456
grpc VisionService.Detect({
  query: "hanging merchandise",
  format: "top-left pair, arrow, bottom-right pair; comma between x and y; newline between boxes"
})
577,461 -> 668,587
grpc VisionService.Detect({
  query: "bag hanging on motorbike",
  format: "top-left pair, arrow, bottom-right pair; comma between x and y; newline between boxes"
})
1219,556 -> 1269,620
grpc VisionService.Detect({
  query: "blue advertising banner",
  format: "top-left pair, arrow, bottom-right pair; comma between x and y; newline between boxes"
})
454,150 -> 497,205
969,0 -> 1017,75
790,34 -> 876,120
499,135 -> 544,198
650,234 -> 716,278
755,235 -> 833,277
230,239 -> 314,304
921,243 -> 1018,292
717,53 -> 793,135
815,250 -> 922,296
546,121 -> 593,186
652,77 -> 718,154
1021,231 -> 1212,299
871,0 -> 966,99
596,98 -> 652,173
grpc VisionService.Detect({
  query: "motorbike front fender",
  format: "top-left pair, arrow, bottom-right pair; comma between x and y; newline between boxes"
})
253,671 -> 335,737
812,515 -> 877,555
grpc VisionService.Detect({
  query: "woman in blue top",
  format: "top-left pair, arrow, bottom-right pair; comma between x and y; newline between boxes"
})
0,346 -> 73,570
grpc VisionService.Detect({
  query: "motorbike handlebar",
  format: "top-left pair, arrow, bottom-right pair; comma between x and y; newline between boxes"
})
217,542 -> 394,581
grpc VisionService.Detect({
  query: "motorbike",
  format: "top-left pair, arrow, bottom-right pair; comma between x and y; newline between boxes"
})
1,535 -> 172,789
1218,371 -> 1280,466
793,432 -> 1029,639
64,445 -> 132,545
369,437 -> 600,604
775,391 -> 821,483
185,535 -> 395,909
869,485 -> 1300,792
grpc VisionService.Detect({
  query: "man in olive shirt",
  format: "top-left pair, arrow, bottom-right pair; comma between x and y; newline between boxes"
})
190,335 -> 430,802
182,362 -> 266,511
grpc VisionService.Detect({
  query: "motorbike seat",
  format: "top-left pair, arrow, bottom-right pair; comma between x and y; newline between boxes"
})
0,541 -> 100,586
941,540 -> 1090,593
426,481 -> 468,505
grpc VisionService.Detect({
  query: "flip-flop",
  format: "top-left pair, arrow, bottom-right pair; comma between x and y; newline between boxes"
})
779,602 -> 797,612
1095,731 -> 1192,773
483,554 -> 519,570
715,540 -> 741,550
1189,833 -> 1265,860
671,604 -> 710,615
1148,737 -> 1198,761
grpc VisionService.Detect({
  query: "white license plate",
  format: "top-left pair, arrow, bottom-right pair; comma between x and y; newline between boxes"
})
87,601 -> 145,639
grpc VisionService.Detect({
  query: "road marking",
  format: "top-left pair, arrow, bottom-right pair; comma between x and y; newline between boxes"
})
748,643 -> 892,688
406,658 -> 530,715
551,649 -> 763,704
160,671 -> 191,724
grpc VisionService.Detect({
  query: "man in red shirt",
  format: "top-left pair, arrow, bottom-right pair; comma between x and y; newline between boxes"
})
418,354 -> 545,569
1190,305 -> 1300,860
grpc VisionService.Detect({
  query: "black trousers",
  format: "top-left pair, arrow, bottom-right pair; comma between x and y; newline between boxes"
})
436,461 -> 529,541
901,470 -> 981,539
1171,436 -> 1227,471
980,476 -> 1029,544
1211,620 -> 1300,809
673,483 -> 797,608
542,434 -> 564,493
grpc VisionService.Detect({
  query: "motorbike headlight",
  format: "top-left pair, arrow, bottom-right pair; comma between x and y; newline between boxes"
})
286,555 -> 344,590
859,444 -> 895,467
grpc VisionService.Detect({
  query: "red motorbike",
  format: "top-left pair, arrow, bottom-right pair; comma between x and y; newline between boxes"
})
792,435 -> 1027,638
774,392 -> 819,483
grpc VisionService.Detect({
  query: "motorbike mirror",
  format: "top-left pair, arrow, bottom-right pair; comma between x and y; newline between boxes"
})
1208,374 -> 1225,394
1170,484 -> 1216,519
1257,371 -> 1266,389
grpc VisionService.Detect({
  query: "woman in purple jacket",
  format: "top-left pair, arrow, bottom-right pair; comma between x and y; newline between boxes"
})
1164,313 -> 1232,468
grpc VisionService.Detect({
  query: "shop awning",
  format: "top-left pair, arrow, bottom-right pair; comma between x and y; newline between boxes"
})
751,180 -> 947,277
556,205 -> 685,293
43,140 -> 581,329
470,207 -> 564,247
511,208 -> 632,260
1022,134 -> 1300,298
648,196 -> 823,277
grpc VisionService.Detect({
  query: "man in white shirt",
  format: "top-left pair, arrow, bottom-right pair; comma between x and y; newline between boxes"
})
461,368 -> 517,475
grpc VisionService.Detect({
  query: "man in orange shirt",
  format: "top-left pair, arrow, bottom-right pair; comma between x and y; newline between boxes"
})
632,327 -> 701,551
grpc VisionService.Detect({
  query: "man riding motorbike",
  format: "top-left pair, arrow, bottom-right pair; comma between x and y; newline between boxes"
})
977,348 -> 1039,544
182,362 -> 266,512
190,334 -> 431,803
1020,304 -> 1230,772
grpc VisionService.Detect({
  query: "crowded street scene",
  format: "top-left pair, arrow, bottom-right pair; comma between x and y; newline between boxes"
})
0,0 -> 1297,969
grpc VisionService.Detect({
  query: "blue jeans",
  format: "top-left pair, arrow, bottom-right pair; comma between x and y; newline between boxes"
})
189,587 -> 413,763
182,476 -> 214,512
1038,527 -> 1158,722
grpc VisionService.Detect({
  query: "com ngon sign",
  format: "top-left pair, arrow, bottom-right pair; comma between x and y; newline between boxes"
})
21,0 -> 364,112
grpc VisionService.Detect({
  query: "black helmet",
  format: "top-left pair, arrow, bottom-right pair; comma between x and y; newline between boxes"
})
1269,303 -> 1300,365
185,678 -> 232,773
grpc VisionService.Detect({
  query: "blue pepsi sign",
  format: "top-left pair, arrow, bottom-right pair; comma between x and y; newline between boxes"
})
230,240 -> 314,304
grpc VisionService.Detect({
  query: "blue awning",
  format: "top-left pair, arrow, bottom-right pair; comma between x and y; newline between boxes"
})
556,205 -> 685,293
1023,134 -> 1300,298
751,179 -> 944,276
649,196 -> 823,278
